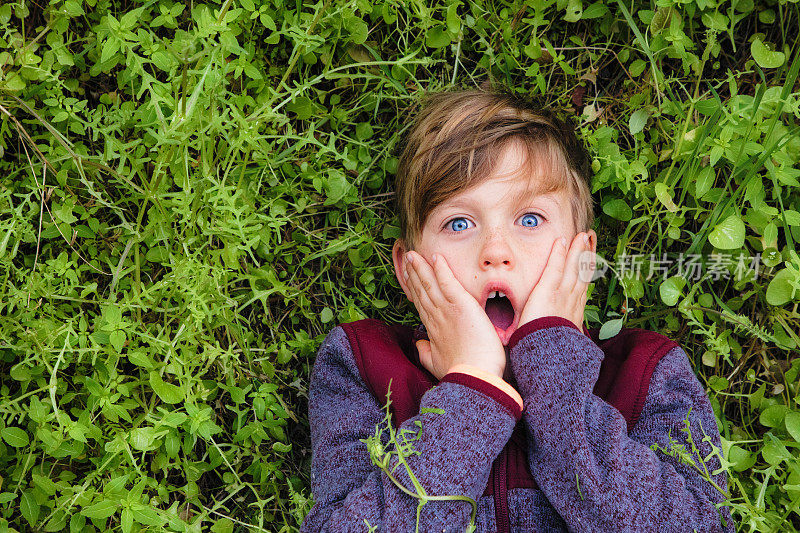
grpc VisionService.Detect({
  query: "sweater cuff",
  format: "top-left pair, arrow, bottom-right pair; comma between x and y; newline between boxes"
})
507,316 -> 581,351
441,365 -> 523,420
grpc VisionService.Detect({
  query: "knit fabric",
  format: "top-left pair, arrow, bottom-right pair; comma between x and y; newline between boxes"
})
447,363 -> 524,410
301,320 -> 735,532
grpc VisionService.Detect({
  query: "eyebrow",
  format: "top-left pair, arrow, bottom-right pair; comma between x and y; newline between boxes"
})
441,191 -> 560,211
512,190 -> 559,208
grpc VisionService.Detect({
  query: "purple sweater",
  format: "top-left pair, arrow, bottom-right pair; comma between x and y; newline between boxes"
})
301,317 -> 734,532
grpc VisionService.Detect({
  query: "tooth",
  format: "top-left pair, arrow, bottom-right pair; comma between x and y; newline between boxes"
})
489,291 -> 498,298
498,291 -> 506,298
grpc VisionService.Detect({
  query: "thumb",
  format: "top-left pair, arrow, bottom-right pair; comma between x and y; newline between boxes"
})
415,340 -> 434,375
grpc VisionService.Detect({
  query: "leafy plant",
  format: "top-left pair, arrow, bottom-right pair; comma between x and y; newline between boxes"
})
361,382 -> 478,533
0,0 -> 798,529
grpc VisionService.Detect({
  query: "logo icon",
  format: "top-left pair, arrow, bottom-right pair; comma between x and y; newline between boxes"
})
578,251 -> 608,282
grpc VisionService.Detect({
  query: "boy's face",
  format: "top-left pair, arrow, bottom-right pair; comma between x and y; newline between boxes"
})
392,140 -> 597,344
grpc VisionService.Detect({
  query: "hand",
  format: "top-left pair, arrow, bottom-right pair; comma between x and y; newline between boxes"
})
403,251 -> 506,380
517,232 -> 596,331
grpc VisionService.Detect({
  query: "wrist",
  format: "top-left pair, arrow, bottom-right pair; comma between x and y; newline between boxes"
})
444,364 -> 523,415
448,362 -> 502,379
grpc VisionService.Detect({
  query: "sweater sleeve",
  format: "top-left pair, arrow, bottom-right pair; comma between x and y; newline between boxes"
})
301,325 -> 521,532
506,316 -> 735,533
447,363 -> 524,411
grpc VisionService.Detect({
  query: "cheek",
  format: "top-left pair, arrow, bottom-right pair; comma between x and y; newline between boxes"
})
527,257 -> 549,287
437,254 -> 473,288
447,261 -> 470,284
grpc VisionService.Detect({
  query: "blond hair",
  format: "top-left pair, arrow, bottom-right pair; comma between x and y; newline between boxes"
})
394,84 -> 594,249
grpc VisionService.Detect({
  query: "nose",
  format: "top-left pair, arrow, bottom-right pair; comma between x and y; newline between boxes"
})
479,229 -> 514,269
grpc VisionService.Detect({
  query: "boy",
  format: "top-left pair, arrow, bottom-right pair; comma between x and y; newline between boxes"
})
301,86 -> 734,532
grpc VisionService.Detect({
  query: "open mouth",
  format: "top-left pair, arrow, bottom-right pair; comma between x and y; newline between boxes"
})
485,292 -> 515,331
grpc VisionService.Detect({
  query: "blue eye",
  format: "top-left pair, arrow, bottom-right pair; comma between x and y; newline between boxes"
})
520,213 -> 540,227
447,217 -> 473,232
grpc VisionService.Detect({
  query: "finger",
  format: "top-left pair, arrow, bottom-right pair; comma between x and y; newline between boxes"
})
403,254 -> 424,307
560,233 -> 588,290
403,256 -> 417,304
537,237 -> 568,290
577,249 -> 597,284
430,254 -> 470,305
406,260 -> 434,317
408,252 -> 443,312
408,251 -> 448,307
416,340 -> 434,375
572,285 -> 589,331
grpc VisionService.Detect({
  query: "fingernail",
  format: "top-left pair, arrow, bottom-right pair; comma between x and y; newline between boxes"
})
432,253 -> 438,263
560,237 -> 567,247
583,233 -> 589,244
407,253 -> 413,263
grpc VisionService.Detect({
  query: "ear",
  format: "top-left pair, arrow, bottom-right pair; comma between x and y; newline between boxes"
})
586,229 -> 597,254
392,239 -> 414,303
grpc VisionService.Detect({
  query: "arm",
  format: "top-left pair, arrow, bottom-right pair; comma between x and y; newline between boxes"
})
301,326 -> 521,532
507,317 -> 735,533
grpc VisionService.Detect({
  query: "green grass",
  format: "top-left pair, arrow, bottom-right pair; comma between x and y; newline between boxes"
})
0,0 -> 799,530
